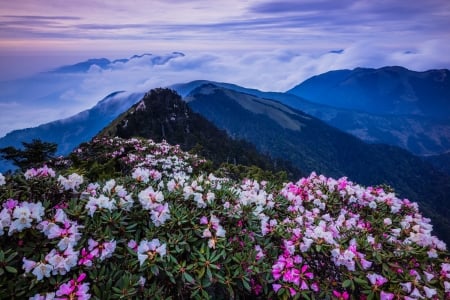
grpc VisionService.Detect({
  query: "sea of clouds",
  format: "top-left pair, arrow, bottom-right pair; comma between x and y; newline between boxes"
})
0,43 -> 448,137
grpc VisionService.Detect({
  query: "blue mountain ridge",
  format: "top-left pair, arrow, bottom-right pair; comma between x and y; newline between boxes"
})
0,91 -> 143,172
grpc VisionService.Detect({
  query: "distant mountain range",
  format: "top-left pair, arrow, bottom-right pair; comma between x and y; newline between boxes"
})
49,52 -> 185,73
171,67 -> 450,157
0,91 -> 143,171
288,66 -> 450,119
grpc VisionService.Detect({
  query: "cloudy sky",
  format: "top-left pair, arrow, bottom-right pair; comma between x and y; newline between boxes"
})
0,0 -> 449,135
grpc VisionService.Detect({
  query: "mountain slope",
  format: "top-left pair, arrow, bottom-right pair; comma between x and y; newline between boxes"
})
98,88 -> 301,179
172,79 -> 450,156
287,66 -> 450,119
183,83 -> 450,242
426,152 -> 450,176
0,91 -> 143,172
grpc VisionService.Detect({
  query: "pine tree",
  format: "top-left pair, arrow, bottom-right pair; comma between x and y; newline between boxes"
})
0,139 -> 57,170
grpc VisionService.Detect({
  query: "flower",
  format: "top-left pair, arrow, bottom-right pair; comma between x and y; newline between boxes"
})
32,262 -> 53,281
99,240 -> 117,261
85,195 -> 116,216
380,291 -> 394,300
332,290 -> 349,300
58,173 -> 83,191
132,167 -> 150,183
0,173 -> 5,186
150,203 -> 171,226
137,239 -> 167,266
138,186 -> 164,210
367,273 -> 388,287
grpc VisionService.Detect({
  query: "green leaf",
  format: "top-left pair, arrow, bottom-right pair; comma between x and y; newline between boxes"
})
183,272 -> 195,284
5,266 -> 17,274
342,279 -> 352,288
242,278 -> 251,291
354,277 -> 368,286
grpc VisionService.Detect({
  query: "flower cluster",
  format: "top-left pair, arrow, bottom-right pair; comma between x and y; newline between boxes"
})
1,138 -> 449,299
137,183 -> 171,226
24,165 -> 56,179
79,239 -> 116,266
266,172 -> 448,298
58,173 -> 84,191
200,214 -> 226,249
0,199 -> 44,235
22,209 -> 81,280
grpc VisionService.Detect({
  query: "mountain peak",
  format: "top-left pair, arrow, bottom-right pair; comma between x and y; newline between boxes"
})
288,66 -> 450,119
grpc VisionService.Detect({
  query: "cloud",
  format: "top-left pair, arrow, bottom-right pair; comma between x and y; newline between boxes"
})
0,1 -> 449,136
2,44 -> 450,136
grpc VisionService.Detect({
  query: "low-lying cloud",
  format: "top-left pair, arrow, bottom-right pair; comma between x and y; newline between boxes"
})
0,46 -> 449,137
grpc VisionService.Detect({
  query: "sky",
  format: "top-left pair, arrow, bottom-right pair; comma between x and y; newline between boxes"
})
0,0 -> 450,135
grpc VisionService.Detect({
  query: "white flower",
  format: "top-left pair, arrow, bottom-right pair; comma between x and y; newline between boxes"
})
444,281 -> 450,292
383,218 -> 392,225
138,187 -> 164,210
103,179 -> 116,193
32,262 -> 53,281
150,203 -> 171,227
100,240 -> 117,261
132,167 -> 150,183
85,195 -> 116,216
58,173 -> 83,191
0,173 -> 5,186
22,257 -> 37,273
216,226 -> 226,237
137,239 -> 166,266
423,286 -> 436,298
9,206 -> 32,234
193,193 -> 206,208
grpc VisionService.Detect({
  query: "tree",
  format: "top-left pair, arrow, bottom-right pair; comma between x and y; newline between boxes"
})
0,139 -> 57,170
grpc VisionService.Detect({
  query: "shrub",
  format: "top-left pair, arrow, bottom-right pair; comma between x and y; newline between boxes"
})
0,137 -> 448,299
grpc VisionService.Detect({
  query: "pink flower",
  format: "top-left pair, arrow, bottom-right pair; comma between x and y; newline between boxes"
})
380,291 -> 394,300
128,240 -> 138,251
332,290 -> 349,300
78,248 -> 95,266
272,284 -> 282,293
3,199 -> 18,211
367,273 -> 387,287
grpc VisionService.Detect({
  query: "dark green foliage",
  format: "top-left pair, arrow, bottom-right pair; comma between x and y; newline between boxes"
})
99,88 -> 302,181
0,139 -> 57,171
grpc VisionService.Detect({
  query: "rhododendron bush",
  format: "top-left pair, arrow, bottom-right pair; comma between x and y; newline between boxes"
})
0,137 -> 449,299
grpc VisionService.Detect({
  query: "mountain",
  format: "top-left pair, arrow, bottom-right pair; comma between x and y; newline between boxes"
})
172,78 -> 450,156
426,152 -> 450,176
287,66 -> 450,119
177,83 -> 450,242
0,52 -> 186,137
0,91 -> 143,172
98,88 -> 301,180
49,52 -> 185,73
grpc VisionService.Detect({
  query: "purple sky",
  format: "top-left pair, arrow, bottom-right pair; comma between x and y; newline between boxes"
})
1,0 -> 450,79
0,0 -> 450,135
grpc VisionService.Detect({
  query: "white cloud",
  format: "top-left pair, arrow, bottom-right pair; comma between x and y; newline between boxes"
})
0,44 -> 449,137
